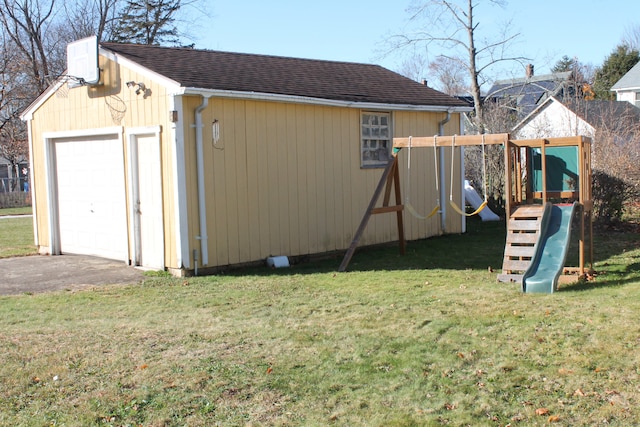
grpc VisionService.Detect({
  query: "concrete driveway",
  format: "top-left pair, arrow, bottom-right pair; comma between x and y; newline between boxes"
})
0,254 -> 145,296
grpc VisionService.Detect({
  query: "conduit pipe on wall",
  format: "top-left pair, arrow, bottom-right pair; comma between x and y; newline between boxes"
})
195,95 -> 211,270
438,110 -> 451,233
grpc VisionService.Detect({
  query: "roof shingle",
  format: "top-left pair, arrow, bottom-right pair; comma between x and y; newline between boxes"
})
100,43 -> 468,108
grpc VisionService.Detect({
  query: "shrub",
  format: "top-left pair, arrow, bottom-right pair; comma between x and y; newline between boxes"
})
0,192 -> 31,209
591,169 -> 633,225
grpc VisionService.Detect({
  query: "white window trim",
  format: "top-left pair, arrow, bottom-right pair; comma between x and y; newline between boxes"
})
360,111 -> 392,168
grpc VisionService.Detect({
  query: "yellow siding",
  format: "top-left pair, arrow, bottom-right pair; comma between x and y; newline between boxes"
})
179,98 -> 464,268
28,51 -> 466,272
27,54 -> 179,268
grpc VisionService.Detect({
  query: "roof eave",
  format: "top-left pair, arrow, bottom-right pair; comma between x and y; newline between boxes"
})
182,87 -> 472,112
511,96 -> 558,134
20,77 -> 68,120
611,85 -> 640,92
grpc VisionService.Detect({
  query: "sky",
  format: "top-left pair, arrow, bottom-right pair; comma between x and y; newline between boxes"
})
191,1 -> 639,89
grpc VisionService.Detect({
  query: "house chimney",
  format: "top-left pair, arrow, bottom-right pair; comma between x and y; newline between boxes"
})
526,64 -> 534,79
421,79 -> 428,86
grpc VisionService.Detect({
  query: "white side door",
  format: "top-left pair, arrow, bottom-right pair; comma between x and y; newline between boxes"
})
129,130 -> 165,269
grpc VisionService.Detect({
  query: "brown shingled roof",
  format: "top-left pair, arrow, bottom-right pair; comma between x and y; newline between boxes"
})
100,43 -> 468,108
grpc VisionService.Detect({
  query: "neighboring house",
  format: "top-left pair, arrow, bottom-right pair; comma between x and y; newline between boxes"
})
513,96 -> 640,140
486,64 -> 577,119
611,60 -> 640,107
21,38 -> 472,275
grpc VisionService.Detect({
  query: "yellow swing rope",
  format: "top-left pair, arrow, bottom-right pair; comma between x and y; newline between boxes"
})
449,134 -> 488,217
404,136 -> 440,220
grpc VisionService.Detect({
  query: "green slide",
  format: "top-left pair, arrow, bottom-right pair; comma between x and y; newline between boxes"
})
522,202 -> 578,293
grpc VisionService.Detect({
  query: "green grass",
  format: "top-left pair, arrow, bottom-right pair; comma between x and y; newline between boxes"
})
0,215 -> 36,258
1,219 -> 639,425
0,206 -> 32,216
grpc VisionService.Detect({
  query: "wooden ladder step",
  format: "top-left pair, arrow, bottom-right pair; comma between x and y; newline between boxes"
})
508,218 -> 541,231
503,245 -> 536,258
501,204 -> 545,277
506,232 -> 538,245
510,205 -> 545,218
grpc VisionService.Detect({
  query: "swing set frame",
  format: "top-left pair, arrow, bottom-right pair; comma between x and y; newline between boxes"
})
338,133 -> 594,283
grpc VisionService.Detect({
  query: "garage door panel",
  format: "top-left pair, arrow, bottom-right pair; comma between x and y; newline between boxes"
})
55,136 -> 128,261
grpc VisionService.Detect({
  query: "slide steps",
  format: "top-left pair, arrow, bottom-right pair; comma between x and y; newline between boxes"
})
497,205 -> 546,284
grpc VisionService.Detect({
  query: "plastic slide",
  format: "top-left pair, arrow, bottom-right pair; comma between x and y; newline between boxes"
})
464,180 -> 500,221
522,202 -> 578,293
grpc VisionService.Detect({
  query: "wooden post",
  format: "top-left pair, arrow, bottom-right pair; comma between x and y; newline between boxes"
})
540,139 -> 547,204
338,156 -> 403,272
578,139 -> 585,276
393,158 -> 406,256
504,141 -> 512,217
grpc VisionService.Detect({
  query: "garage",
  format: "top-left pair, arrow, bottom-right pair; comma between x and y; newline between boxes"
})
53,134 -> 128,261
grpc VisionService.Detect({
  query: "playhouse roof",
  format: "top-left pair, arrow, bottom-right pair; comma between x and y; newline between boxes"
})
100,43 -> 469,108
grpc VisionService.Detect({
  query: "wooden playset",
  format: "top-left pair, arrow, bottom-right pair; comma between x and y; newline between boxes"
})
339,133 -> 593,293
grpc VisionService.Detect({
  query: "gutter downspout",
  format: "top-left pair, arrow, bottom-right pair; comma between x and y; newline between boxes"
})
438,110 -> 451,233
195,95 -> 211,271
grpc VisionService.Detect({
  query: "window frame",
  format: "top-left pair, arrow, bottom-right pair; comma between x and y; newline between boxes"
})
360,111 -> 392,169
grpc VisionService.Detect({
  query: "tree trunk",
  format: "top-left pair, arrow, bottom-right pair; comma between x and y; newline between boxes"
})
465,0 -> 483,132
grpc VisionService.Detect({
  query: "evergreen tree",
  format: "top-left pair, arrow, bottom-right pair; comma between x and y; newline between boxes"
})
592,44 -> 640,100
551,55 -> 576,73
551,55 -> 593,99
109,0 -> 181,46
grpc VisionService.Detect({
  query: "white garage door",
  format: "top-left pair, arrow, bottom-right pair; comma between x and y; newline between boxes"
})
55,135 -> 128,261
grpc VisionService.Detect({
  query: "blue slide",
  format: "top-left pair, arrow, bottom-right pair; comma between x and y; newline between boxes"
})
522,202 -> 578,293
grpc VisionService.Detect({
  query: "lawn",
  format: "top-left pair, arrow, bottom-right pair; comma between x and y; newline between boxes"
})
1,219 -> 639,426
0,211 -> 36,258
0,206 -> 32,216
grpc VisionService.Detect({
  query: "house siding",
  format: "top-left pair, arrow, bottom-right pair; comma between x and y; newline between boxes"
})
26,54 -> 180,268
26,48 -> 466,273
180,96 -> 463,268
516,101 -> 594,140
616,90 -> 639,106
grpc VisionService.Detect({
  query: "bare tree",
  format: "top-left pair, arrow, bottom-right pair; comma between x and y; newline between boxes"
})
397,51 -> 430,83
387,0 -> 527,131
396,52 -> 470,96
0,119 -> 28,192
622,23 -> 640,51
0,33 -> 33,191
591,105 -> 640,222
428,55 -> 470,96
61,0 -> 124,42
0,0 -> 60,92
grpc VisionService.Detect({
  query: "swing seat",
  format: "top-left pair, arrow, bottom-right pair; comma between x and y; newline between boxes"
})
448,134 -> 489,218
406,202 -> 440,220
404,135 -> 441,221
449,198 -> 487,217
